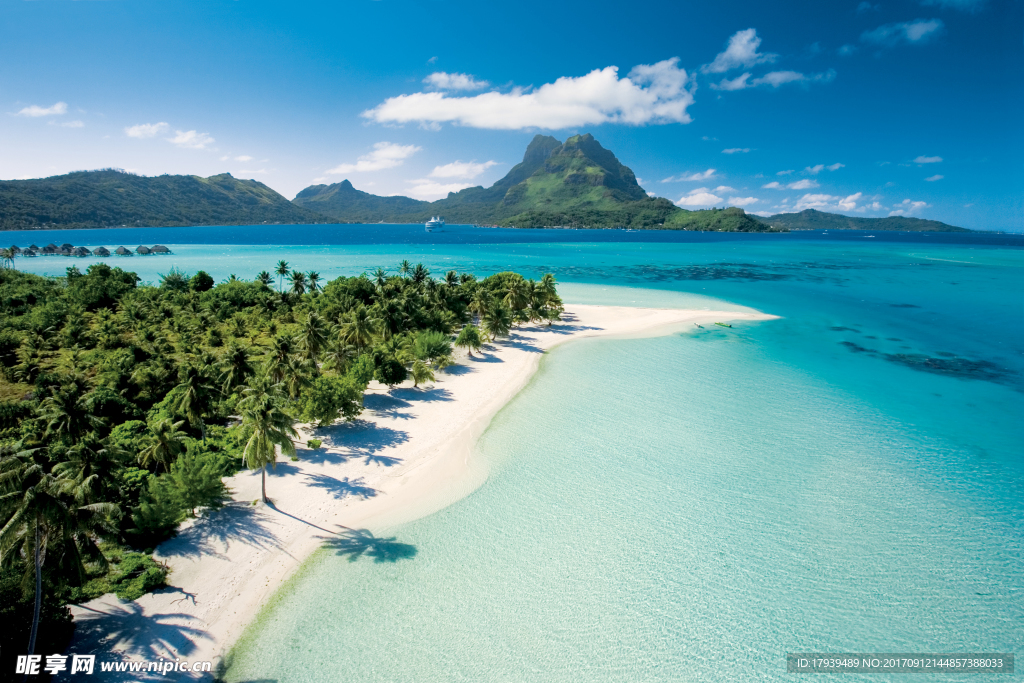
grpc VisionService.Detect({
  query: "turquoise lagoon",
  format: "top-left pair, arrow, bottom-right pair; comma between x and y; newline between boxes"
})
9,226 -> 1023,680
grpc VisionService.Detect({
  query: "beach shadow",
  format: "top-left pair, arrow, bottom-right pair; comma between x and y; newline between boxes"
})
158,503 -> 280,561
311,420 -> 408,467
442,364 -> 474,375
70,601 -> 212,678
469,350 -> 504,363
318,527 -> 417,563
499,335 -> 544,353
302,472 -> 378,501
391,386 -> 454,403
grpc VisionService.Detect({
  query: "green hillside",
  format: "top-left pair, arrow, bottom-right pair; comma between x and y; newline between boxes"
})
0,170 -> 322,230
753,209 -> 970,232
297,134 -> 774,231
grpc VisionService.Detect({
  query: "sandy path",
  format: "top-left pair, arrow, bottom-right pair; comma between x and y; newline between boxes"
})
67,304 -> 774,680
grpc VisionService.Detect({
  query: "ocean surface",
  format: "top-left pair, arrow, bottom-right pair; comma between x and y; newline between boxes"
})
8,225 -> 1023,681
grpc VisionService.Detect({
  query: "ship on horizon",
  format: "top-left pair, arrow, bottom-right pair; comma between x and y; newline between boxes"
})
425,216 -> 445,232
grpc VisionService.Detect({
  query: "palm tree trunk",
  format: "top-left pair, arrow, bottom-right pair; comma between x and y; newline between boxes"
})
200,420 -> 206,445
261,465 -> 267,503
27,516 -> 41,656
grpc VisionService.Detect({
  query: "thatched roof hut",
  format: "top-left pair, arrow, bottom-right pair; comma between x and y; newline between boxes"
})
93,246 -> 111,256
60,243 -> 74,250
24,248 -> 38,257
28,244 -> 39,250
115,246 -> 131,255
59,247 -> 72,256
151,244 -> 171,254
72,246 -> 91,257
136,245 -> 151,255
42,243 -> 58,255
10,246 -> 21,255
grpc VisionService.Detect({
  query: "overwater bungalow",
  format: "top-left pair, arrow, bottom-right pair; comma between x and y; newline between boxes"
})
28,244 -> 39,250
151,244 -> 171,254
93,246 -> 111,256
115,246 -> 132,256
72,246 -> 92,257
23,248 -> 38,257
10,246 -> 21,255
60,243 -> 74,250
42,244 -> 58,255
59,247 -> 73,256
136,245 -> 151,255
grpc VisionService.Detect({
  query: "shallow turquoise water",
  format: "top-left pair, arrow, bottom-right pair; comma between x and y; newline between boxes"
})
11,226 -> 1022,680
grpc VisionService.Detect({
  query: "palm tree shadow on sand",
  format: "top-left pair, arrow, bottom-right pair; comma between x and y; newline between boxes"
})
318,527 -> 417,563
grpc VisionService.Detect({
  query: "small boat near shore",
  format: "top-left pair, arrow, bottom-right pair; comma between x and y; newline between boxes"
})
714,322 -> 733,328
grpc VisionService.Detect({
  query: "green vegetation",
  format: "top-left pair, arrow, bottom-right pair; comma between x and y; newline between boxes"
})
0,169 -> 321,230
296,133 -> 781,231
0,260 -> 561,656
751,208 -> 971,232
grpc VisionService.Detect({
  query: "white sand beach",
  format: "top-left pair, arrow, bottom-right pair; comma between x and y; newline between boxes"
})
68,304 -> 774,679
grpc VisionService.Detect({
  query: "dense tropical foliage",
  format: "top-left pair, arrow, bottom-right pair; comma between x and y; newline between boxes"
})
0,259 -> 560,664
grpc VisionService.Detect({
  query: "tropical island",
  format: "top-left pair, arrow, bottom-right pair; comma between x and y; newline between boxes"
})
0,134 -> 969,233
0,258 -> 769,673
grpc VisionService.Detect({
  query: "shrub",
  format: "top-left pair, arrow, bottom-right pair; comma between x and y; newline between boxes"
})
111,553 -> 168,601
307,438 -> 322,449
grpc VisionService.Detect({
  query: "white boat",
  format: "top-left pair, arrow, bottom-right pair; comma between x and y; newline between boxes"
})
425,216 -> 445,232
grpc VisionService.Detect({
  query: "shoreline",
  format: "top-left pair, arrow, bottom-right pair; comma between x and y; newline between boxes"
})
68,303 -> 776,680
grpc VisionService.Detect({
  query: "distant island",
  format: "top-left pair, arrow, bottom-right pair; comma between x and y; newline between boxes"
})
0,134 -> 970,232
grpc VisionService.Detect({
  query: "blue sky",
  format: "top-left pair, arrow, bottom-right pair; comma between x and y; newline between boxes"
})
1,0 -> 1021,231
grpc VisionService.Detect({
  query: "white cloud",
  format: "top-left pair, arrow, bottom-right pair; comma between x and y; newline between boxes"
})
235,155 -> 253,162
713,185 -> 737,193
777,169 -> 794,175
363,58 -> 695,130
406,180 -> 474,201
751,210 -> 775,217
169,130 -> 215,149
827,163 -> 845,171
889,199 -> 930,216
429,160 -> 499,180
16,101 -> 67,117
914,155 -> 942,163
125,122 -> 169,139
925,174 -> 944,181
661,168 -> 717,182
838,44 -> 858,56
837,192 -> 862,211
711,73 -> 752,91
794,193 -> 843,210
722,147 -> 751,154
327,142 -> 422,174
423,72 -> 489,91
762,181 -> 783,189
805,164 -> 825,174
57,120 -> 84,128
676,187 -> 724,206
862,19 -> 945,46
787,179 -> 819,189
728,196 -> 759,206
702,29 -> 777,74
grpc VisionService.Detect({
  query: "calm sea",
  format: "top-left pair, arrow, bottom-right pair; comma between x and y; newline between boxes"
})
9,224 -> 1022,681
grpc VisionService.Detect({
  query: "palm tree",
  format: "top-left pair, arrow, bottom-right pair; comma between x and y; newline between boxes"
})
256,270 -> 272,287
372,267 -> 388,290
502,277 -> 532,313
275,260 -> 290,292
40,379 -> 103,443
290,271 -> 307,296
410,360 -> 435,388
468,287 -> 493,321
399,260 -> 412,278
0,444 -> 117,657
411,263 -> 430,285
138,419 -> 188,472
481,303 -> 512,341
220,340 -> 255,393
0,246 -> 15,270
445,270 -> 459,287
373,298 -> 405,340
307,271 -> 321,293
337,305 -> 376,350
237,379 -> 297,503
265,335 -> 294,384
296,311 -> 329,362
171,361 -> 218,444
455,324 -> 483,356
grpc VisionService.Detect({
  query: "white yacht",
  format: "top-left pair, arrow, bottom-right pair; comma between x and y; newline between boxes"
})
425,216 -> 445,232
